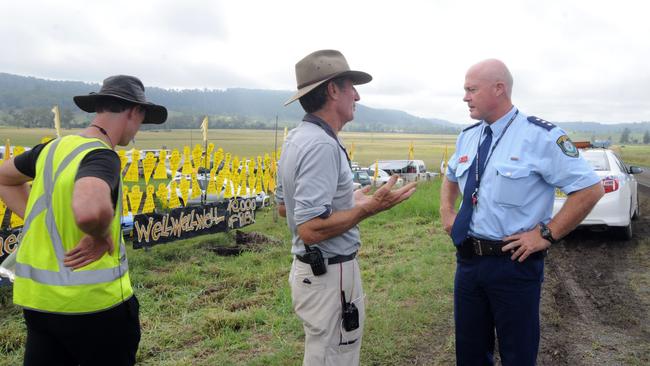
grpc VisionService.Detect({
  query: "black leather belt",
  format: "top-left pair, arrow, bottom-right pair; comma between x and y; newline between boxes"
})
296,251 -> 357,265
458,237 -> 546,259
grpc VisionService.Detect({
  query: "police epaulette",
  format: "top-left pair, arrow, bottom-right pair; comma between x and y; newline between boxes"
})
462,122 -> 481,132
527,116 -> 556,131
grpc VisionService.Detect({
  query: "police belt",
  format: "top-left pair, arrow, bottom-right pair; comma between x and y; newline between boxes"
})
296,251 -> 357,265
458,236 -> 546,259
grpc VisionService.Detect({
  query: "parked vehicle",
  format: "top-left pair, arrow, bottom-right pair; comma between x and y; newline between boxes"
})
365,168 -> 404,187
552,148 -> 642,240
353,170 -> 372,187
377,159 -> 429,182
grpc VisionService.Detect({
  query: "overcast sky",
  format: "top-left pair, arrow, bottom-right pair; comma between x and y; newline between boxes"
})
1,0 -> 649,124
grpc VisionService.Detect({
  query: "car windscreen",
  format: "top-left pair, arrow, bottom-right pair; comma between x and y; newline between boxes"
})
581,150 -> 610,171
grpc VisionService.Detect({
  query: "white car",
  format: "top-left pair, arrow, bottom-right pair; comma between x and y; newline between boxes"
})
552,148 -> 642,239
365,168 -> 404,188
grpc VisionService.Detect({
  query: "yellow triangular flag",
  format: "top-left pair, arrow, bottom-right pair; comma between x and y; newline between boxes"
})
10,211 -> 24,228
201,116 -> 209,143
181,146 -> 193,175
117,150 -> 128,174
142,152 -> 156,185
51,105 -> 62,138
122,186 -> 130,216
179,176 -> 190,206
40,136 -> 54,144
349,142 -> 355,161
168,181 -> 181,208
156,183 -> 169,208
128,185 -> 144,214
124,150 -> 140,182
13,146 -> 25,157
206,169 -> 217,196
190,172 -> 201,199
169,149 -> 181,176
408,141 -> 414,160
0,199 -> 6,224
153,150 -> 168,180
142,185 -> 155,214
374,160 -> 379,182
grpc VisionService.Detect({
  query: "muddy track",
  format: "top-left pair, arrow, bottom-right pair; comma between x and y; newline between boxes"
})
538,185 -> 650,365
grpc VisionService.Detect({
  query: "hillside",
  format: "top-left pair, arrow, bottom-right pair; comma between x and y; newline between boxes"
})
0,73 -> 458,134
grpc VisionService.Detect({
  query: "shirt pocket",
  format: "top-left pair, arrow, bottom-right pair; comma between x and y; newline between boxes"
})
454,161 -> 472,180
493,163 -> 532,207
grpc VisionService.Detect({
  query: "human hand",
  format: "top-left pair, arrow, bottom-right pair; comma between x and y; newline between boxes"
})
501,226 -> 551,262
356,175 -> 417,217
63,234 -> 114,270
440,208 -> 457,235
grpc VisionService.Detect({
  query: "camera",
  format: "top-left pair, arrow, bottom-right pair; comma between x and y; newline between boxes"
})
341,291 -> 359,331
303,246 -> 327,276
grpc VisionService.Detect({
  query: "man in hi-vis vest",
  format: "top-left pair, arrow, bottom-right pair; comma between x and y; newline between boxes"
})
0,75 -> 167,366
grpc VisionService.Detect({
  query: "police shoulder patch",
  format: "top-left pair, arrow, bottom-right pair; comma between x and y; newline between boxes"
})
462,121 -> 481,132
556,135 -> 579,158
527,116 -> 556,131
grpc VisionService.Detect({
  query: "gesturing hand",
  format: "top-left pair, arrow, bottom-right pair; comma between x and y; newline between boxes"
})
63,234 -> 114,270
355,175 -> 417,216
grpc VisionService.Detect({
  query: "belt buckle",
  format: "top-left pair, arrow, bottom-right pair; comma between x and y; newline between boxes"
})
473,238 -> 483,256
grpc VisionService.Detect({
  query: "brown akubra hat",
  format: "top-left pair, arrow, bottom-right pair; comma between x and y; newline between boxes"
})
73,75 -> 168,124
284,50 -> 372,106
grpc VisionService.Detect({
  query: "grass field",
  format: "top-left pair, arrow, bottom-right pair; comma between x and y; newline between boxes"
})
0,180 -> 458,365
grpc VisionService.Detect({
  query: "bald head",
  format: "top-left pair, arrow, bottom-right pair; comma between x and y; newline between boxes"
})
466,59 -> 513,98
463,59 -> 515,123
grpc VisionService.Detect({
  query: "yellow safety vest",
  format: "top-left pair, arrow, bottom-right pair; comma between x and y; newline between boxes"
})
14,135 -> 133,313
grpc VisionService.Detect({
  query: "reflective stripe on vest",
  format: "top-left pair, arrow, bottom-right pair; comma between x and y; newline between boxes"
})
14,138 -> 129,286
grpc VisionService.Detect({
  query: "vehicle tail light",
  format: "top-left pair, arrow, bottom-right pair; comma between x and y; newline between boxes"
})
601,176 -> 619,193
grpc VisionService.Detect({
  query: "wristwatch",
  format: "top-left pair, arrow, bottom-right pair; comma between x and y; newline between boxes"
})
539,222 -> 557,244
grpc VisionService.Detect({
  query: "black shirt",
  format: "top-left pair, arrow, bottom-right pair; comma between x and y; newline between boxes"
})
14,140 -> 121,207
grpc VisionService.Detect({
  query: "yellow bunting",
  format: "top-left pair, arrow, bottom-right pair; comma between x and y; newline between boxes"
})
408,141 -> 414,160
224,153 -> 232,173
0,199 -> 6,224
255,169 -> 263,193
169,149 -> 181,176
124,150 -> 140,183
179,176 -> 190,206
205,142 -> 214,169
216,170 -> 226,196
13,146 -> 25,157
10,211 -> 23,228
142,185 -> 155,214
239,174 -> 247,197
349,142 -> 355,161
168,181 -> 181,208
263,171 -> 271,192
374,160 -> 379,181
122,186 -> 129,216
40,136 -> 54,144
51,105 -> 62,138
213,148 -> 223,172
117,150 -> 128,173
128,185 -> 143,215
192,145 -> 203,172
276,147 -> 282,160
156,183 -> 168,208
153,150 -> 168,180
142,152 -> 156,185
223,171 -> 233,199
181,146 -> 193,175
232,156 -> 240,174
206,169 -> 217,195
190,172 -> 201,199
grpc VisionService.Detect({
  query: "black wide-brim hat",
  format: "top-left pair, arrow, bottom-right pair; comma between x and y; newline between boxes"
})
73,75 -> 168,124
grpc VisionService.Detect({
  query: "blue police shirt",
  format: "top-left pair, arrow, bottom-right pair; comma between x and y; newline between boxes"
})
446,106 -> 600,241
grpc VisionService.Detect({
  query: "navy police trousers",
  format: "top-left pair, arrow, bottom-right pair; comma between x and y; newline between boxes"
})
454,254 -> 544,366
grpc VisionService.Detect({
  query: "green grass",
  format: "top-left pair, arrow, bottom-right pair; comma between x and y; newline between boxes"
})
0,180 -> 458,365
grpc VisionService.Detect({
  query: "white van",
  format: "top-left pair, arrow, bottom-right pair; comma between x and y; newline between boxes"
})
377,160 -> 431,182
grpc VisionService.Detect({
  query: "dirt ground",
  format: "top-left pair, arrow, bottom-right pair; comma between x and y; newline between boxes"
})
538,184 -> 650,365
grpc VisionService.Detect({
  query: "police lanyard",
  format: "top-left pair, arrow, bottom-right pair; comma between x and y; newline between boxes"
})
473,109 -> 519,206
302,114 -> 352,169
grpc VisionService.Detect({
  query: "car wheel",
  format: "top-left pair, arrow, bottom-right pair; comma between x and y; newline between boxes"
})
631,194 -> 640,220
616,220 -> 633,240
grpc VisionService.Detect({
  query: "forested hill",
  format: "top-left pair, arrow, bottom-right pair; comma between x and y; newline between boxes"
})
0,73 -> 459,133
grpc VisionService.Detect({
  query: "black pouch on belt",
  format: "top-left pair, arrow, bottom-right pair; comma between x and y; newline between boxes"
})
304,245 -> 327,276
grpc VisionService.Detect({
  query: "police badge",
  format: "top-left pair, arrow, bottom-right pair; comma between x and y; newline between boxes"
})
556,135 -> 579,157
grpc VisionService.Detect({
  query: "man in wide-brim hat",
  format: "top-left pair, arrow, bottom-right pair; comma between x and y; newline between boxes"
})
276,50 -> 417,365
0,75 -> 166,365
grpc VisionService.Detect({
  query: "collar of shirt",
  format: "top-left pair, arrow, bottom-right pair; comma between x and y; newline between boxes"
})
481,105 -> 518,139
302,113 -> 351,168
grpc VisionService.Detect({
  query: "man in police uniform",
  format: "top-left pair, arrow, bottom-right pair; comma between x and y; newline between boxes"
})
0,75 -> 167,365
277,49 -> 417,365
440,59 -> 604,365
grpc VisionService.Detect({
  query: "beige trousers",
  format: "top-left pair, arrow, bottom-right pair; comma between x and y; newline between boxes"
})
289,258 -> 365,366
